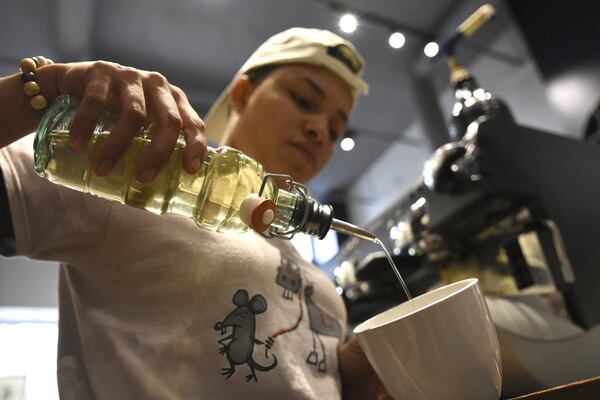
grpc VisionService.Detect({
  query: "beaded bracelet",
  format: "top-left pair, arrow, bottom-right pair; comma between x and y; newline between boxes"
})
19,56 -> 54,111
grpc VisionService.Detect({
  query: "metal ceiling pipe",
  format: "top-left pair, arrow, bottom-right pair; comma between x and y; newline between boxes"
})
408,68 -> 451,151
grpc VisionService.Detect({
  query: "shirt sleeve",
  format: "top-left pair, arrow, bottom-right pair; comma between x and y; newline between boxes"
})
0,134 -> 115,265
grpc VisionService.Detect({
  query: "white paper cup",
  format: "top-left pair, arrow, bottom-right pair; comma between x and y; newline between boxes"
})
353,278 -> 501,400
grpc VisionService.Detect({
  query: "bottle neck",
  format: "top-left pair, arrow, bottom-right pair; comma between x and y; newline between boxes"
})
288,196 -> 333,239
268,186 -> 333,239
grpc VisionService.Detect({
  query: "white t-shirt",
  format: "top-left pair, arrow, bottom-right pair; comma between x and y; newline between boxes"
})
1,135 -> 347,400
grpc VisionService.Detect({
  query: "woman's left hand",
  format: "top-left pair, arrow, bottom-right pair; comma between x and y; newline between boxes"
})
338,335 -> 392,400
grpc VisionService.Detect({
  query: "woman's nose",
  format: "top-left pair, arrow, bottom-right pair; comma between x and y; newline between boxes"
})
304,116 -> 328,143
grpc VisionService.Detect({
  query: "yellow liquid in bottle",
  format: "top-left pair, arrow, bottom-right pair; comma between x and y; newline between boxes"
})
41,130 -> 275,234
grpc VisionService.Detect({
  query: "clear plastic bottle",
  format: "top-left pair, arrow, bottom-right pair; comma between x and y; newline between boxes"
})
33,95 -> 336,238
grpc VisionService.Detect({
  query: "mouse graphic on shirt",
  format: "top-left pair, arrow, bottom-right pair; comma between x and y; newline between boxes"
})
214,289 -> 278,382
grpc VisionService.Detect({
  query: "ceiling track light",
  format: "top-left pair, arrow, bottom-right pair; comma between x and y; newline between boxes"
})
340,137 -> 355,151
424,41 -> 439,58
388,32 -> 406,49
339,13 -> 358,33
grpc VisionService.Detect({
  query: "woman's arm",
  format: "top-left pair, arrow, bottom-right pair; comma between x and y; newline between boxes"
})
0,70 -> 51,149
0,169 -> 15,256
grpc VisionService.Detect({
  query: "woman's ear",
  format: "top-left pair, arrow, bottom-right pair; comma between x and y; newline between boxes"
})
229,75 -> 252,114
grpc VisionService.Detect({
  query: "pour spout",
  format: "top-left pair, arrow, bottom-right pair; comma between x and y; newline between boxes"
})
330,218 -> 377,242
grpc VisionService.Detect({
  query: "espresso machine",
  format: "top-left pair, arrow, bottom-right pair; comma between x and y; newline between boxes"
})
332,4 -> 600,396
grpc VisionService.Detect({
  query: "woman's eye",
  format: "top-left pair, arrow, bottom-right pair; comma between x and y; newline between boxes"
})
291,92 -> 311,110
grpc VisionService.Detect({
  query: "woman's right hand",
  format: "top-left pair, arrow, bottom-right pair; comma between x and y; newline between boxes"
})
42,61 -> 207,183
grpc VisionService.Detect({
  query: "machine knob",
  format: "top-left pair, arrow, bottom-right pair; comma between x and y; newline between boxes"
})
422,142 -> 468,193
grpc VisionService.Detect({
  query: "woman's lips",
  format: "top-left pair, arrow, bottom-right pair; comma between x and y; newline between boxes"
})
289,143 -> 316,167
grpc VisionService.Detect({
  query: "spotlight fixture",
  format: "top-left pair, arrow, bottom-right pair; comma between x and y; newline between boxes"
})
339,13 -> 358,33
388,32 -> 405,49
340,137 -> 355,151
424,41 -> 439,57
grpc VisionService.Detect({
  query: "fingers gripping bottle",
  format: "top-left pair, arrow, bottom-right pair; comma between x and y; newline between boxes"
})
34,95 -> 372,240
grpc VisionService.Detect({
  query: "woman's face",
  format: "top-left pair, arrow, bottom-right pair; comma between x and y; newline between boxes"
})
223,64 -> 354,183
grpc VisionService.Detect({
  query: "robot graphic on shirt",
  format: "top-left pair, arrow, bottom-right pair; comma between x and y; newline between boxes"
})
275,256 -> 302,300
273,255 -> 342,371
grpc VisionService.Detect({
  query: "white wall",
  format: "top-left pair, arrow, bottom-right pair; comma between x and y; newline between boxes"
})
0,256 -> 59,308
347,24 -> 567,226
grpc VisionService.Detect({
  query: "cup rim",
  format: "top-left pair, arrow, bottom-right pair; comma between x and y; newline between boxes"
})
353,278 -> 479,334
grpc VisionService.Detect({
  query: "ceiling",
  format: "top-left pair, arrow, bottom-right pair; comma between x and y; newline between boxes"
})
0,0 -> 509,201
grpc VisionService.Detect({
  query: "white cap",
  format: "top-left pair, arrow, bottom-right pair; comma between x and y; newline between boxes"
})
204,27 -> 369,143
240,193 -> 277,233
